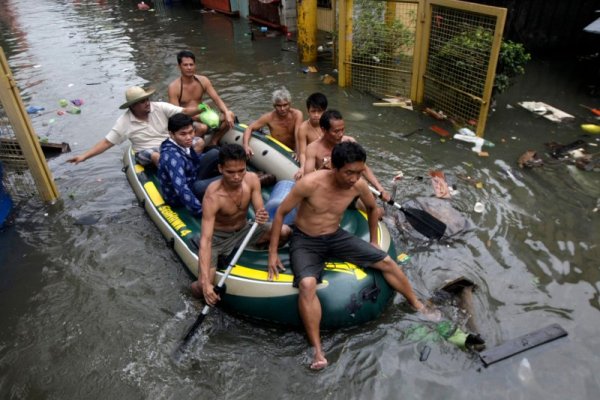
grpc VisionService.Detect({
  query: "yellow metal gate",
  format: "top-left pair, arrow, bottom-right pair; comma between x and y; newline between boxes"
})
338,0 -> 506,136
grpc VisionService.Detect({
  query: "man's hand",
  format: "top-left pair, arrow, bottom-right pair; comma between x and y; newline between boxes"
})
202,282 -> 220,306
293,168 -> 303,181
67,155 -> 85,164
244,144 -> 254,158
224,110 -> 235,129
255,208 -> 269,224
267,252 -> 286,281
378,189 -> 391,203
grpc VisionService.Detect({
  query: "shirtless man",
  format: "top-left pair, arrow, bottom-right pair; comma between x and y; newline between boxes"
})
303,109 -> 391,202
168,50 -> 235,146
268,141 -> 435,370
294,92 -> 327,180
242,87 -> 303,158
191,143 -> 291,304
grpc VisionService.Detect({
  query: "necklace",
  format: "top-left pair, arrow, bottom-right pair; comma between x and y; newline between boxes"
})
231,186 -> 244,210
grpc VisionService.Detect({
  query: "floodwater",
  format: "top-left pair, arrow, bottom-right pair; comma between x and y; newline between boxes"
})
1,0 -> 599,399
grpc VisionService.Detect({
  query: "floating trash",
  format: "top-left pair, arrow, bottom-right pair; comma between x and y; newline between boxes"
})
473,202 -> 484,213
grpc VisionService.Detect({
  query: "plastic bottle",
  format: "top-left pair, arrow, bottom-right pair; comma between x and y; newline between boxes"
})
453,134 -> 495,153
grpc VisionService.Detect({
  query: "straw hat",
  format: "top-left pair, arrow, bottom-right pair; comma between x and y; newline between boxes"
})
119,86 -> 156,109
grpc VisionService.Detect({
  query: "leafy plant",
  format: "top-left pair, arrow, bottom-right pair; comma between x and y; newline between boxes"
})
352,0 -> 414,64
435,26 -> 531,94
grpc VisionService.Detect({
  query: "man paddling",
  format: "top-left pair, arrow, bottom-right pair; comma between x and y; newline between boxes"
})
268,141 -> 437,370
168,50 -> 235,146
191,144 -> 291,304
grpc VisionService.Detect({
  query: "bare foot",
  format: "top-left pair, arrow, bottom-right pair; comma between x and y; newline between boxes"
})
417,303 -> 442,322
310,357 -> 328,371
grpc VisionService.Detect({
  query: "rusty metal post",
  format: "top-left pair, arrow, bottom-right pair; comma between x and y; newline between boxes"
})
297,0 -> 318,63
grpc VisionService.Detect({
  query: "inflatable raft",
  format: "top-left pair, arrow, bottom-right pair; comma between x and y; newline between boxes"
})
123,125 -> 398,329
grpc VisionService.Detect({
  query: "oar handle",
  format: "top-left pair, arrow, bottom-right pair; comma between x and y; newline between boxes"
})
369,186 -> 401,209
180,221 -> 259,346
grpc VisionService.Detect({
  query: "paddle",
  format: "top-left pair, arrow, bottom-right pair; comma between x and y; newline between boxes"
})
369,187 -> 446,239
177,221 -> 259,351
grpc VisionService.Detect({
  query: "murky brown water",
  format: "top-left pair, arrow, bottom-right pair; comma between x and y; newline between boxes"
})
1,0 -> 599,399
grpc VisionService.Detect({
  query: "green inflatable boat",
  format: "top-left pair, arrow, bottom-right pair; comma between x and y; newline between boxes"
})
123,124 -> 397,329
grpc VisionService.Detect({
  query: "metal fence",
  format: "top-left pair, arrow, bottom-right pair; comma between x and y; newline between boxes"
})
420,1 -> 505,134
338,0 -> 506,136
344,0 -> 419,100
0,105 -> 37,201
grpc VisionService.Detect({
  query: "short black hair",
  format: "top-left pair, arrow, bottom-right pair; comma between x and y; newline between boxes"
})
168,113 -> 193,133
306,92 -> 328,111
331,141 -> 366,169
177,50 -> 195,65
218,143 -> 247,165
319,109 -> 343,131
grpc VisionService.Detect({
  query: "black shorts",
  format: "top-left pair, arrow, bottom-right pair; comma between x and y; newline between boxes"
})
289,226 -> 387,287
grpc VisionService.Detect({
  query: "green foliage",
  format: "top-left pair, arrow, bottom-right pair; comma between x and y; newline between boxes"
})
436,26 -> 531,94
352,1 -> 414,64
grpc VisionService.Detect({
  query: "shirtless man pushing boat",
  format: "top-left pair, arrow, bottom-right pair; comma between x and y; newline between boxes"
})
168,50 -> 235,146
268,141 -> 436,370
191,144 -> 291,305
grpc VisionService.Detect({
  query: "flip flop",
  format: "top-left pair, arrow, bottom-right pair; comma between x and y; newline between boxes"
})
309,359 -> 328,371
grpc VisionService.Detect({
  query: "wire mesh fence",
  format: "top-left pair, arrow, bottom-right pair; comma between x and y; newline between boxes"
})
0,104 -> 37,202
423,3 -> 499,127
346,0 -> 419,99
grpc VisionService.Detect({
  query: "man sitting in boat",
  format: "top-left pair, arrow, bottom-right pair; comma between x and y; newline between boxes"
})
303,109 -> 391,203
242,87 -> 303,158
267,141 -> 437,370
168,50 -> 235,147
294,92 -> 328,180
68,86 -> 205,167
191,144 -> 292,303
157,114 -> 221,217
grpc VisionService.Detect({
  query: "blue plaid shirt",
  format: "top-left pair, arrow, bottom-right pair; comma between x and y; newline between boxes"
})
158,139 -> 204,216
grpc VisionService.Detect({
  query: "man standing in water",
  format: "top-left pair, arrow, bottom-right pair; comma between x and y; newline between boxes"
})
268,141 -> 436,370
191,144 -> 291,304
242,87 -> 303,157
168,50 -> 235,146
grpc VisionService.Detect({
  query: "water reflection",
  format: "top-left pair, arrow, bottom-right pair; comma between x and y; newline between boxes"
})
1,0 -> 599,399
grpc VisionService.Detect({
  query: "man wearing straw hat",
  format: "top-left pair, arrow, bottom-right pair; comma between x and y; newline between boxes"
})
68,86 -> 206,167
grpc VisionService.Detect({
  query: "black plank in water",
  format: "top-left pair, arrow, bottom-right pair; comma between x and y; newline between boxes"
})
478,323 -> 568,366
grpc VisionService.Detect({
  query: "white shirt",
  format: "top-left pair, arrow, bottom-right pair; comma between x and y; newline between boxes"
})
105,102 -> 183,152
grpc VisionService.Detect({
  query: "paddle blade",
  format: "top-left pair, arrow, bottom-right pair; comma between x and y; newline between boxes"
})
402,207 -> 446,239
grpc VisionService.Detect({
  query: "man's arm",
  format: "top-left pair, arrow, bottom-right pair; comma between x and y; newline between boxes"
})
202,76 -> 235,128
67,138 -> 114,164
198,192 -> 219,305
355,179 -> 381,247
167,80 -> 180,106
362,164 -> 390,202
267,181 -> 306,280
302,143 -> 317,176
242,113 -> 271,157
294,122 -> 309,180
